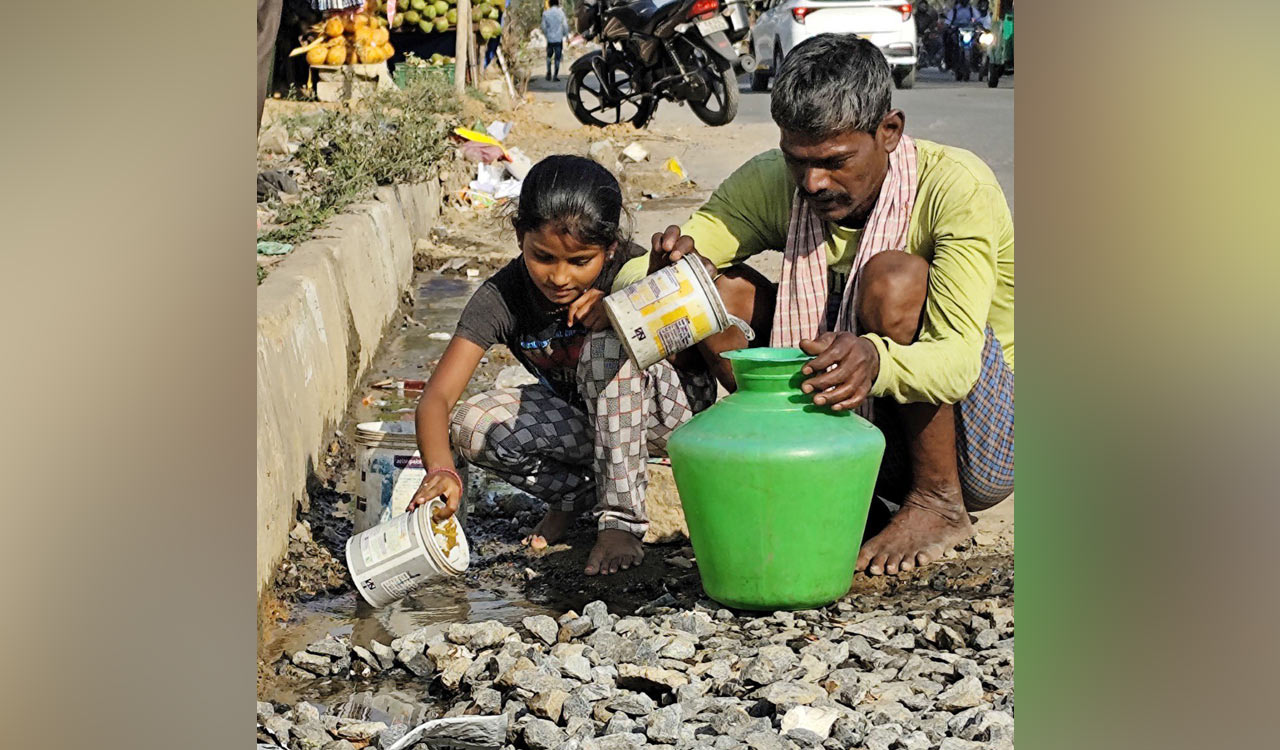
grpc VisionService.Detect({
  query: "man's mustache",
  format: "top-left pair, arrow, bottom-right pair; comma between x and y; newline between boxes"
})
801,189 -> 851,204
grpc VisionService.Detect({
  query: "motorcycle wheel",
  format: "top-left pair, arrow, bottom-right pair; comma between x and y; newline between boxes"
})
566,51 -> 657,129
689,62 -> 739,126
988,63 -> 1001,88
893,66 -> 916,90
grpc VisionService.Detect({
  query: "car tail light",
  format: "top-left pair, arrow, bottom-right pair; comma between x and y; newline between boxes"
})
898,3 -> 913,21
688,0 -> 719,19
791,7 -> 814,23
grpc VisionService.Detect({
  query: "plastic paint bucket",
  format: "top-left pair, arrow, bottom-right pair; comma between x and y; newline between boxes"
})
603,255 -> 749,370
353,421 -> 467,534
345,498 -> 470,609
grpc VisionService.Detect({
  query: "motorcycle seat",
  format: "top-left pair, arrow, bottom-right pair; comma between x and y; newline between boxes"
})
604,0 -> 689,34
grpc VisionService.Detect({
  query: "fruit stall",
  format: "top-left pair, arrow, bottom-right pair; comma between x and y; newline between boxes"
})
291,0 -> 504,99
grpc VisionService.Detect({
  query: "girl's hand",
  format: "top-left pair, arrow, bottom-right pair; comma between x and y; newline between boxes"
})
567,288 -> 610,331
406,468 -> 464,520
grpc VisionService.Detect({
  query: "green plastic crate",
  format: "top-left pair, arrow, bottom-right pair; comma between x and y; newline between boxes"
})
394,63 -> 455,88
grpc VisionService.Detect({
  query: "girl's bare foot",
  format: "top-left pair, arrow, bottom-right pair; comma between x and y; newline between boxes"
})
584,529 -> 644,575
522,509 -> 574,550
856,487 -> 973,576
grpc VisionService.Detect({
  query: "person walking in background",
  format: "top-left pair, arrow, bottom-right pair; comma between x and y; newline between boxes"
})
541,0 -> 570,82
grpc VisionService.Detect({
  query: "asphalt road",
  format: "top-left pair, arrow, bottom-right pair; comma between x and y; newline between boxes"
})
526,66 -> 1014,214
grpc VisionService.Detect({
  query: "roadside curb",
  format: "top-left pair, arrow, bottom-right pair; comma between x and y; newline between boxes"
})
256,177 -> 449,596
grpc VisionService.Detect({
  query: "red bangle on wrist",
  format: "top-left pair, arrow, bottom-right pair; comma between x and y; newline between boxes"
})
424,467 -> 462,488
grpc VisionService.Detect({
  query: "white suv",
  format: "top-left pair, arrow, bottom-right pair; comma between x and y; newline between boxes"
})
749,1 -> 919,91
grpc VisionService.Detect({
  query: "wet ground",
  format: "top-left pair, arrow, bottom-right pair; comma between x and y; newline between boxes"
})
257,91 -> 1015,712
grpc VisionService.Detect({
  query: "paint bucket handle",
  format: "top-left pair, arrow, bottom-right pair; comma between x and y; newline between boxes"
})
729,315 -> 755,342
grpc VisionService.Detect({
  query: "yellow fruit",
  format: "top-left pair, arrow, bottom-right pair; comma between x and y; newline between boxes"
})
342,15 -> 357,33
354,26 -> 372,43
372,27 -> 389,45
354,13 -> 371,27
324,17 -> 344,37
326,44 -> 347,65
380,42 -> 395,59
347,47 -> 360,64
306,45 -> 328,65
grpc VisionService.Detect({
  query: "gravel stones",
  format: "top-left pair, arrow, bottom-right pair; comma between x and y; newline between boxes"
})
306,635 -> 350,658
264,554 -> 1014,750
562,652 -> 595,682
560,616 -> 596,642
757,681 -> 827,710
583,733 -> 650,750
332,720 -> 385,741
523,615 -> 560,646
742,645 -> 798,685
646,704 -> 683,744
608,690 -> 657,716
291,650 -> 331,674
523,717 -> 568,750
368,640 -> 397,670
448,620 -> 515,650
528,688 -> 570,722
780,705 -> 840,740
616,664 -> 690,693
936,676 -> 986,710
427,642 -> 474,690
584,600 -> 613,630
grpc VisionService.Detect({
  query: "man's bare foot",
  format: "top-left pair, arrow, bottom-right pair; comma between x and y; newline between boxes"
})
522,509 -> 574,550
584,529 -> 644,575
856,488 -> 973,576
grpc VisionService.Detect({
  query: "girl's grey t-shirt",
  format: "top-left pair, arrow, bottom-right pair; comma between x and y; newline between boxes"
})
453,251 -> 633,407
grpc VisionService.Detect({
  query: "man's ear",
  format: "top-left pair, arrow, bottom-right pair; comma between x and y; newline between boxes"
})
878,109 -> 906,153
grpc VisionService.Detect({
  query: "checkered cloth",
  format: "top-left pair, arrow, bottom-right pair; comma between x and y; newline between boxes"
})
954,327 -> 1016,508
875,326 -> 1015,509
451,329 -> 716,537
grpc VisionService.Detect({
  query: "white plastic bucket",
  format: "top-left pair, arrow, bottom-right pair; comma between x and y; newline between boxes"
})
346,498 -> 470,608
604,255 -> 751,370
353,421 -> 467,534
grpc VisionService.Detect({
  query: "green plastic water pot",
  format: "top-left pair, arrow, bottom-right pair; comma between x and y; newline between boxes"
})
666,348 -> 886,610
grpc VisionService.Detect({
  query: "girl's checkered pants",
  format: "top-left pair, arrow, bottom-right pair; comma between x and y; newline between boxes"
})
450,329 -> 716,538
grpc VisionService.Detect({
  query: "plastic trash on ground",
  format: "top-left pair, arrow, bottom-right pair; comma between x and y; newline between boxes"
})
257,241 -> 294,256
664,156 -> 689,181
504,146 -> 533,180
486,120 -> 512,142
622,142 -> 650,162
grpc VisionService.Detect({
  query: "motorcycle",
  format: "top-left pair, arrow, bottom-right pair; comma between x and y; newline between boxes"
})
568,0 -> 743,129
918,19 -> 947,71
946,23 -> 986,81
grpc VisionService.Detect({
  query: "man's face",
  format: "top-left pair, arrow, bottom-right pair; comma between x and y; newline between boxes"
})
779,111 -> 904,224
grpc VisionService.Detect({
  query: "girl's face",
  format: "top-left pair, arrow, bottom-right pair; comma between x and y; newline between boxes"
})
520,225 -> 612,307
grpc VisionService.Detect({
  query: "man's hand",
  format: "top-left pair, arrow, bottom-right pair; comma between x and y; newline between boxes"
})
798,332 -> 881,411
406,469 -> 464,520
649,225 -> 717,278
567,288 -> 610,330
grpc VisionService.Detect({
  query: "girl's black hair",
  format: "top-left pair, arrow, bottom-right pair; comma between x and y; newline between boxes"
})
512,154 -> 627,250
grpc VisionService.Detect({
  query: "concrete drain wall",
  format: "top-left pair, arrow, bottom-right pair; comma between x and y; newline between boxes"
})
256,179 -> 446,596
